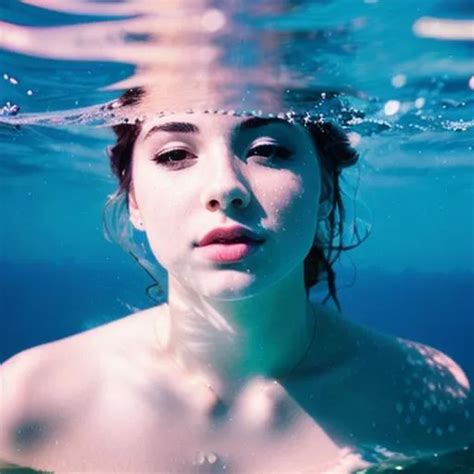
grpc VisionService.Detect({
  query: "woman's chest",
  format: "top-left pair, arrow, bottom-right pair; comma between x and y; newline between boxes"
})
58,380 -> 367,473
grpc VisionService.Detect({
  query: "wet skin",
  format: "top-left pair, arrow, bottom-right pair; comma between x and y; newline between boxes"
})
1,113 -> 472,472
0,303 -> 473,472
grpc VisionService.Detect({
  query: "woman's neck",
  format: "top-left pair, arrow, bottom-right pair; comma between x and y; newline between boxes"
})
160,264 -> 318,399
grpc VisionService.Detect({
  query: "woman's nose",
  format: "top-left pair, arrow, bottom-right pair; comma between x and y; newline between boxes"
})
200,147 -> 251,213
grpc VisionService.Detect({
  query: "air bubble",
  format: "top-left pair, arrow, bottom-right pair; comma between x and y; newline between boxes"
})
201,9 -> 226,33
391,74 -> 407,88
347,132 -> 361,147
1,101 -> 20,116
384,100 -> 400,116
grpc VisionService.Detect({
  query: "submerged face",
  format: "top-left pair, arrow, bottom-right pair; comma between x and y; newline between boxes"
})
128,113 -> 326,300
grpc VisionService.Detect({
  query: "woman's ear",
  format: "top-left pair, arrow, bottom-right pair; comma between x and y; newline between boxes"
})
318,169 -> 334,221
128,184 -> 146,231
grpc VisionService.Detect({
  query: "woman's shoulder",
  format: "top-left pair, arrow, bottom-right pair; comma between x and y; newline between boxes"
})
0,304 -> 167,397
388,336 -> 473,440
329,311 -> 474,454
0,305 -> 168,465
2,305 -> 161,368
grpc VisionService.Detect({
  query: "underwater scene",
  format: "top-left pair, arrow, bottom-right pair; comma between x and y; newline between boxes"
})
1,0 -> 473,472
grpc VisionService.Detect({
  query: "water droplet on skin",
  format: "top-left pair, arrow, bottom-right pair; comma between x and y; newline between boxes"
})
207,452 -> 218,464
195,451 -> 206,465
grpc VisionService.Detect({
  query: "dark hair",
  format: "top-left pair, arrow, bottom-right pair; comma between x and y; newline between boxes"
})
104,87 -> 364,311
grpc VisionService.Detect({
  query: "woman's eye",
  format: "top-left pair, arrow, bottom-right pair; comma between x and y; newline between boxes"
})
247,144 -> 292,161
153,148 -> 196,168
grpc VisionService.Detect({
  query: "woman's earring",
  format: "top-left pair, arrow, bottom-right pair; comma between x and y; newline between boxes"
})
131,217 -> 144,229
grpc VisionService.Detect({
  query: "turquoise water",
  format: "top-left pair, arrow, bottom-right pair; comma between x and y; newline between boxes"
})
1,0 -> 473,472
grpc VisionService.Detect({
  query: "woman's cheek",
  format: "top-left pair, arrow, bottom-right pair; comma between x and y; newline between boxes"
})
267,174 -> 306,219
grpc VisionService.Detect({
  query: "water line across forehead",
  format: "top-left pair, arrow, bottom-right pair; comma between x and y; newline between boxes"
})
141,116 -> 302,142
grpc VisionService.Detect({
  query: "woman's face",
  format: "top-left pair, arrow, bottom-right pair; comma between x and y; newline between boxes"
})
129,113 -> 325,300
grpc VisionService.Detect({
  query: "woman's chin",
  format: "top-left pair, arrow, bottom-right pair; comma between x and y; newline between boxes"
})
195,274 -> 269,301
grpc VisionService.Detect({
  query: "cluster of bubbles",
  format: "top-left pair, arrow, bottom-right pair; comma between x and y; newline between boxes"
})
0,72 -> 34,117
1,65 -> 473,153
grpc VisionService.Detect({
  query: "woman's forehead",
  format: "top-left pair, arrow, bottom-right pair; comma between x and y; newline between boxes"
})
138,112 -> 306,142
141,112 -> 241,134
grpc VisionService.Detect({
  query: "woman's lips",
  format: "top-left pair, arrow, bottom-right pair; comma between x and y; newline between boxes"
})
195,240 -> 263,263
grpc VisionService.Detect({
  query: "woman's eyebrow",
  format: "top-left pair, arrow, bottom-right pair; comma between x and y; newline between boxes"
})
143,122 -> 200,140
235,117 -> 294,133
142,117 -> 292,141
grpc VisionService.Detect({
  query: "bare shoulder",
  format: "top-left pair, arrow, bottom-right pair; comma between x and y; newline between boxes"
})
351,321 -> 473,454
393,337 -> 473,443
0,305 -> 167,466
309,306 -> 473,454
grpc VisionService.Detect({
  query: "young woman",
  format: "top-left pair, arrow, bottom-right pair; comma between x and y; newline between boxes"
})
1,88 -> 472,473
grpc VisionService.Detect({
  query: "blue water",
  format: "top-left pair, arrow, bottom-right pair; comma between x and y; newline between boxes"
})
0,0 -> 473,472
